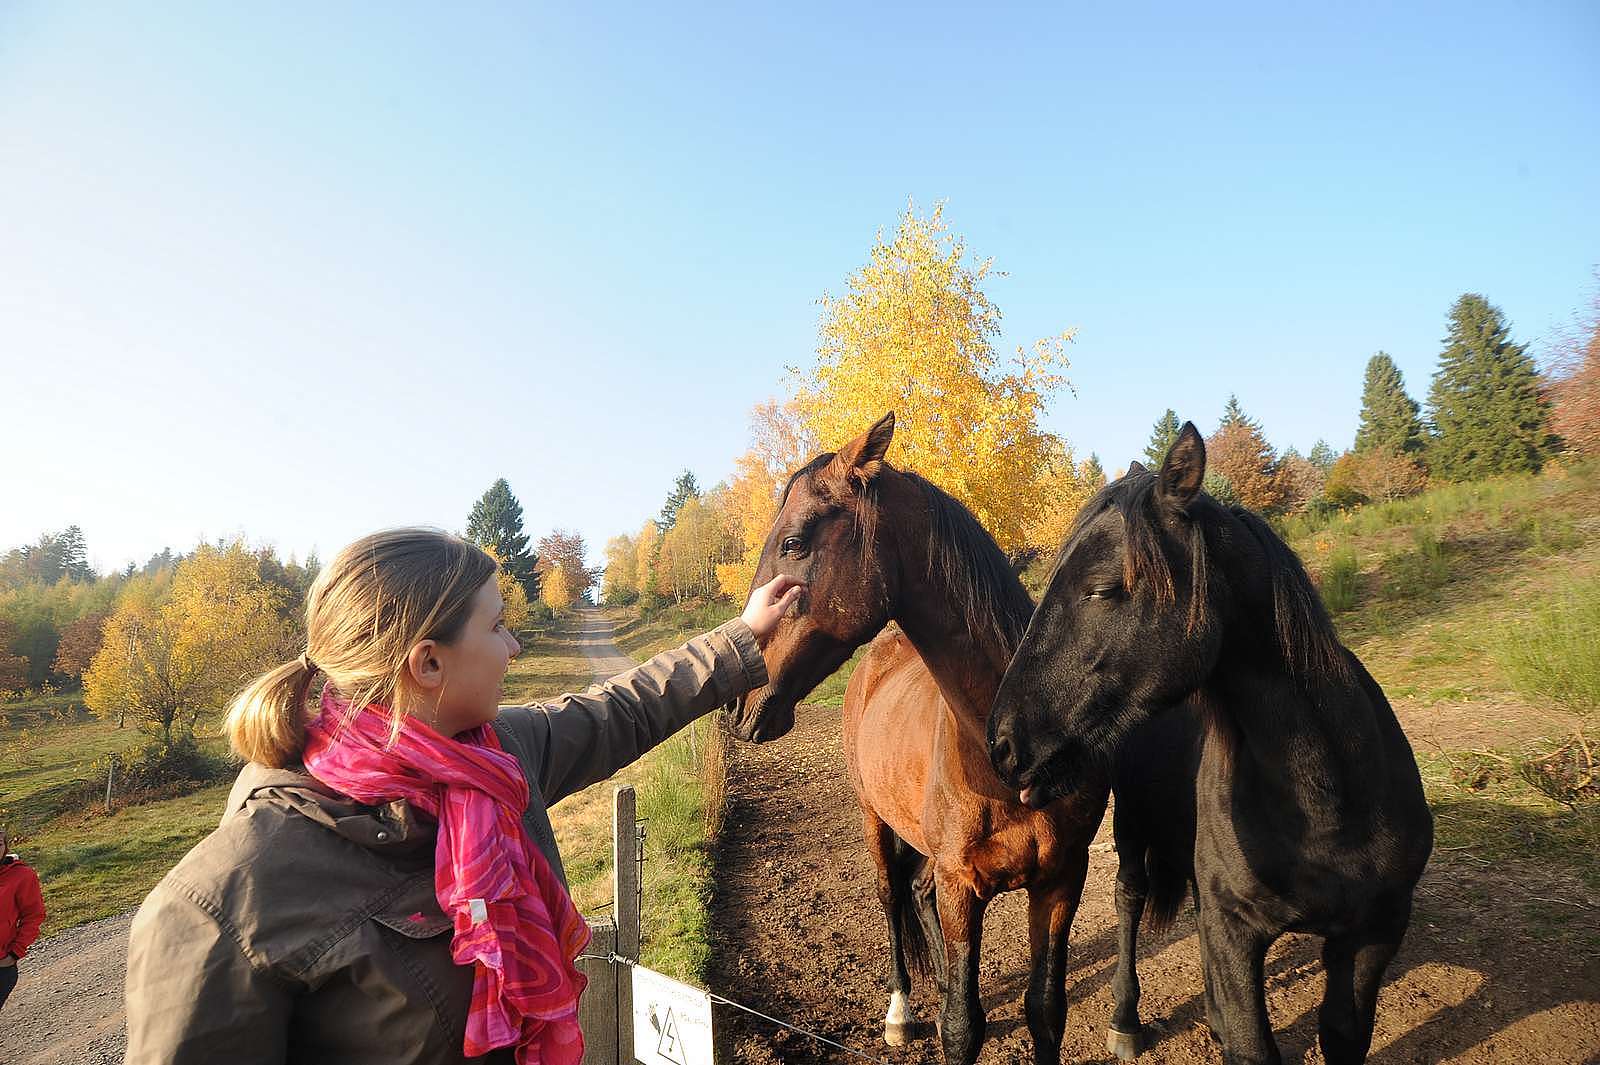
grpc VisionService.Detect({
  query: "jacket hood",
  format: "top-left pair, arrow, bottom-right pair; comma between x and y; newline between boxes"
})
225,762 -> 437,858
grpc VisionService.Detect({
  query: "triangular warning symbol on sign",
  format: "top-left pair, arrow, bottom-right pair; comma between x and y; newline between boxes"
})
655,1006 -> 686,1065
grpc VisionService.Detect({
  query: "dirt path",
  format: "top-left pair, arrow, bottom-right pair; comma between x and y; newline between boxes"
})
573,606 -> 640,678
707,702 -> 1600,1064
0,911 -> 131,1064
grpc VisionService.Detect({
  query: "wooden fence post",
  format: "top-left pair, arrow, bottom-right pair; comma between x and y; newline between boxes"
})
614,785 -> 641,1062
578,917 -> 618,1065
578,784 -> 641,1065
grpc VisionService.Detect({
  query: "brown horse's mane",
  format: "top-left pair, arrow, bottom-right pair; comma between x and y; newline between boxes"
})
1064,473 -> 1349,689
787,453 -> 1034,663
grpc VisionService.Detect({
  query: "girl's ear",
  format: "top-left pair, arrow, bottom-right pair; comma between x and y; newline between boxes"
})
405,639 -> 444,693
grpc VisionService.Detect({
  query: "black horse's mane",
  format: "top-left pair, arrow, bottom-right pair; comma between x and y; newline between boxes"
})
1065,473 -> 1348,688
788,454 -> 1033,662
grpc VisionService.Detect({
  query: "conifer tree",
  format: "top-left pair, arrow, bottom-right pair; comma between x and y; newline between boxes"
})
1081,453 -> 1106,490
657,471 -> 700,532
1355,352 -> 1425,455
1307,439 -> 1337,472
1218,393 -> 1252,430
465,479 -> 539,597
1426,294 -> 1553,479
1143,409 -> 1182,468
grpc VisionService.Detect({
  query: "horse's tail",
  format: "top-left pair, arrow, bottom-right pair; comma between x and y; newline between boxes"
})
1142,843 -> 1188,933
891,855 -> 932,979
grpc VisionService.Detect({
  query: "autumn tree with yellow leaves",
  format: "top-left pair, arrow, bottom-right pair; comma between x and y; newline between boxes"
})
793,202 -> 1077,554
483,547 -> 531,630
714,398 -> 819,598
84,542 -> 297,746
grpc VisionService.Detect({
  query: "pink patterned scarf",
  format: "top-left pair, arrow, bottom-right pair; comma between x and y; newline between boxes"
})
303,686 -> 589,1064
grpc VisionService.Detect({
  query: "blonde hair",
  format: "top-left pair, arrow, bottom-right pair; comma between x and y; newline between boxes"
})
226,528 -> 498,767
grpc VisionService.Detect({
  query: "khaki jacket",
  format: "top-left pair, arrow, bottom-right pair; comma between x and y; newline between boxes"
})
123,620 -> 765,1065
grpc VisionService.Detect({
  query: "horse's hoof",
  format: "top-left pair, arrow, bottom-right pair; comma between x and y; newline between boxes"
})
884,1021 -> 910,1047
1105,1026 -> 1146,1060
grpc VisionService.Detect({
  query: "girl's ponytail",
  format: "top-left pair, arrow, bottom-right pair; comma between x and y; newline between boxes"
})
225,655 -> 319,767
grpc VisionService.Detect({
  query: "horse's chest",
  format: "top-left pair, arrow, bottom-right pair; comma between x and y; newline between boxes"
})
1194,788 -> 1399,935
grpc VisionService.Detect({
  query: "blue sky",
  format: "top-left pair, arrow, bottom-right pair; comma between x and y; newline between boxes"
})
2,2 -> 1596,572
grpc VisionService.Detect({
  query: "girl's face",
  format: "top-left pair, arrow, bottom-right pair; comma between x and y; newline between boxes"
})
425,577 -> 521,737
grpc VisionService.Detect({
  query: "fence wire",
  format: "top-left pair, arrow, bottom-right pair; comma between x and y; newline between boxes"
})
580,950 -> 896,1065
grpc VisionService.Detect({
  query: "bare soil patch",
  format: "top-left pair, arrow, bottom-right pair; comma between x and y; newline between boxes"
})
707,702 -> 1600,1063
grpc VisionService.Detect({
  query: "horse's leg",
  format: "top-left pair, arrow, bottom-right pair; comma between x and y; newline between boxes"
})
1197,904 -> 1279,1065
1105,846 -> 1149,1060
1025,851 -> 1088,1065
1317,900 -> 1410,1065
934,872 -> 989,1065
862,809 -> 918,1046
912,858 -> 947,994
1192,882 -> 1225,1042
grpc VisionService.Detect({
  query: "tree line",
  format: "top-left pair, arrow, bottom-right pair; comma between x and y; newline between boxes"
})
599,206 -> 1598,606
0,486 -> 600,761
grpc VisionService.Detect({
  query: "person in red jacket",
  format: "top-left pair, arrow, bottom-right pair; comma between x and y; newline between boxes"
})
0,826 -> 46,1011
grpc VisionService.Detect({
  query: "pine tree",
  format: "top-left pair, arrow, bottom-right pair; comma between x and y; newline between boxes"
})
1143,409 -> 1182,468
1307,439 -> 1336,472
1354,352 -> 1424,455
465,479 -> 539,596
1219,394 -> 1252,430
657,471 -> 700,532
1082,453 -> 1106,490
1426,294 -> 1554,479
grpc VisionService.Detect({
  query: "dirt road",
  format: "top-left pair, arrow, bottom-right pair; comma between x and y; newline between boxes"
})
0,910 -> 131,1065
707,701 -> 1600,1064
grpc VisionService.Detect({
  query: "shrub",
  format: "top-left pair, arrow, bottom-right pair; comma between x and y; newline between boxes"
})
1319,548 -> 1361,613
1496,576 -> 1600,715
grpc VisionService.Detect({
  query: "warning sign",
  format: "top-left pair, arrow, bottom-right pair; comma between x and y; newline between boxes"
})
632,965 -> 714,1065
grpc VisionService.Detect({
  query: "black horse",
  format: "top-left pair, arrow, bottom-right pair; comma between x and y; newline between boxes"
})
987,423 -> 1433,1065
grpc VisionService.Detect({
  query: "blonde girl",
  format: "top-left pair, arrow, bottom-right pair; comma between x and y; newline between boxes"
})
124,528 -> 800,1065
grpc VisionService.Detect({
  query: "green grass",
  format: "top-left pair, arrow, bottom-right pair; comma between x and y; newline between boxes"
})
0,692 -> 236,935
536,604 -> 734,983
23,783 -> 234,928
1494,575 -> 1600,716
610,598 -> 738,661
1320,547 -> 1361,613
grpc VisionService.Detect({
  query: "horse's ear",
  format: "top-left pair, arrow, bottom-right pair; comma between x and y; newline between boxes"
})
1126,460 -> 1147,477
1157,422 -> 1205,510
826,411 -> 895,493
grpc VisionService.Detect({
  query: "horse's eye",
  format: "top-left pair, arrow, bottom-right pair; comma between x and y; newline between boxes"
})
1083,584 -> 1122,602
781,536 -> 805,555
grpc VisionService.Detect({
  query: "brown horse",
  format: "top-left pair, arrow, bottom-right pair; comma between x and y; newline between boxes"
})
728,412 -> 1109,1065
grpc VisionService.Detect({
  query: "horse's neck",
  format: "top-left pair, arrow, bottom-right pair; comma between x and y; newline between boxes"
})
1206,645 -> 1386,823
890,568 -> 1017,734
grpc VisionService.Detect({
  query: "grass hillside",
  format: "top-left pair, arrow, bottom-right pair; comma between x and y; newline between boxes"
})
1281,463 -> 1600,940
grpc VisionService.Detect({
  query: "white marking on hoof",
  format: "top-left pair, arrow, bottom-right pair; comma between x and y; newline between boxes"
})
1106,1026 -> 1145,1060
884,990 -> 912,1046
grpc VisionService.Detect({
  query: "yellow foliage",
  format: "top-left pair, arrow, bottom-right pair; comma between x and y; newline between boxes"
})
1023,437 -> 1094,555
717,398 -> 819,599
796,202 -> 1076,553
634,521 -> 661,601
481,547 -> 531,629
541,567 -> 575,614
84,542 -> 295,743
658,495 -> 738,602
602,534 -> 639,604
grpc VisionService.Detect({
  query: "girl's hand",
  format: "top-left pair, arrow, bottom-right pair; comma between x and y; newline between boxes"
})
741,574 -> 805,642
